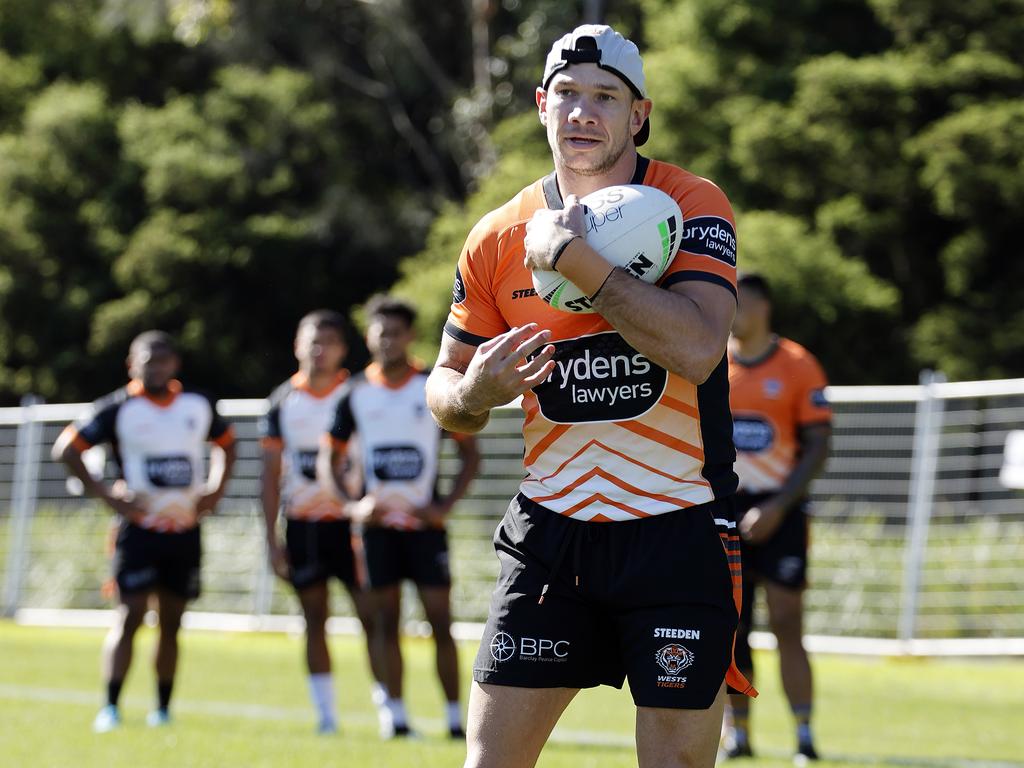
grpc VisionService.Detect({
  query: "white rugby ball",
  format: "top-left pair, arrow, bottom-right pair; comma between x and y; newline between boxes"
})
532,184 -> 683,314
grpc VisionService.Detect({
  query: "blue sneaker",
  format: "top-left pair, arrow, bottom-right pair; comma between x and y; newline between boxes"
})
146,708 -> 171,727
316,718 -> 338,735
93,704 -> 121,733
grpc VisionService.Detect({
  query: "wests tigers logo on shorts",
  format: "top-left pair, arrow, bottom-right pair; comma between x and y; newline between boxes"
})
655,644 -> 695,676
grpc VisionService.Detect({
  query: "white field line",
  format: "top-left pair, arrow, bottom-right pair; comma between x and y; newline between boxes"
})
2,682 -> 1021,767
15,609 -> 1024,657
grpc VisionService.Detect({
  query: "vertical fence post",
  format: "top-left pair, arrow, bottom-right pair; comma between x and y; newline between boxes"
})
3,395 -> 44,617
898,370 -> 946,647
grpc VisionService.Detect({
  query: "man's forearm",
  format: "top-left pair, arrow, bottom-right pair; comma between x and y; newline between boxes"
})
771,432 -> 831,511
426,367 -> 491,434
555,240 -> 730,384
592,270 -> 728,383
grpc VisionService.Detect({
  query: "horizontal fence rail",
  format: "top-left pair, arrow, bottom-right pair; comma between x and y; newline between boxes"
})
2,376 -> 1023,655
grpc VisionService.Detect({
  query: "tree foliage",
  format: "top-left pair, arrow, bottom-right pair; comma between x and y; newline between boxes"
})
1,0 -> 1021,403
396,0 -> 1023,383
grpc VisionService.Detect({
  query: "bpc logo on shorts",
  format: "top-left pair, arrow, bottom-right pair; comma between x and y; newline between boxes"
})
490,632 -> 517,662
655,644 -> 695,676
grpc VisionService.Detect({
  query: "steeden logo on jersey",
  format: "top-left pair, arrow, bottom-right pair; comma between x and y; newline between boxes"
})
531,332 -> 667,424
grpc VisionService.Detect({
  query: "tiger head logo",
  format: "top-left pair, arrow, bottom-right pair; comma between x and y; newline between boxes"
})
655,644 -> 695,675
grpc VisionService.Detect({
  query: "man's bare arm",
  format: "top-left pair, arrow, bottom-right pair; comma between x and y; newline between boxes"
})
426,326 -> 556,434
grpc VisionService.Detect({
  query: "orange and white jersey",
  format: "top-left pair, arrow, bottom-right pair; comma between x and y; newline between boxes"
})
445,157 -> 739,521
60,380 -> 235,532
728,337 -> 831,494
261,371 -> 349,521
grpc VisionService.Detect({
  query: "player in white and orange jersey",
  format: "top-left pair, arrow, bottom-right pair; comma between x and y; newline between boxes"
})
318,296 -> 480,739
53,331 -> 236,732
425,23 -> 754,768
724,273 -> 831,762
260,310 -> 385,733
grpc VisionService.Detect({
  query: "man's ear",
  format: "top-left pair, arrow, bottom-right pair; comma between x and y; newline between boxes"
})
536,87 -> 548,125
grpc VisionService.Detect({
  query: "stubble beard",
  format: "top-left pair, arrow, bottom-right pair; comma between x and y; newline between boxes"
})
553,125 -> 632,178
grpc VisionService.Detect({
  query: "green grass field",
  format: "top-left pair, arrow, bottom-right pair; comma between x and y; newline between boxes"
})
1,621 -> 1022,768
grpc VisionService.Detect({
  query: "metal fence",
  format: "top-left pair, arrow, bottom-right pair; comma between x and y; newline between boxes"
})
2,374 -> 1022,654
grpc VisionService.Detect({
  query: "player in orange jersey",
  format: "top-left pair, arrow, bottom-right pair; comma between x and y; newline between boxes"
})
425,23 -> 753,768
52,331 -> 236,732
724,274 -> 832,762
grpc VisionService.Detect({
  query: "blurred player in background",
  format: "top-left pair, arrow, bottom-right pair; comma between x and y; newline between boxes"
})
261,310 -> 386,733
724,273 -> 832,761
52,331 -> 236,732
318,295 -> 480,739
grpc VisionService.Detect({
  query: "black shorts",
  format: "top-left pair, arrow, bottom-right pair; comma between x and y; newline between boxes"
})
285,518 -> 358,590
474,494 -> 739,710
735,492 -> 809,589
113,523 -> 201,600
359,527 -> 451,589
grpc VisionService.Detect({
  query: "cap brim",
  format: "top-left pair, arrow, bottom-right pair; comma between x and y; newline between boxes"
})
633,117 -> 650,147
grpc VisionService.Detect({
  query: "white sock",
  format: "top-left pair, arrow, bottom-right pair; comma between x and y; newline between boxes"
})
371,682 -> 388,709
308,673 -> 336,727
385,697 -> 408,728
445,701 -> 462,730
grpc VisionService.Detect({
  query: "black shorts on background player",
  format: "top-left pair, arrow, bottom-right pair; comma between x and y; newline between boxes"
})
113,523 -> 201,600
360,528 -> 451,589
474,495 -> 738,710
735,492 -> 809,590
285,518 -> 358,590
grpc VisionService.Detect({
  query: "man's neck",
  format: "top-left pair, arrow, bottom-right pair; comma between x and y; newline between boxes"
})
731,330 -> 776,363
378,358 -> 413,383
304,367 -> 339,391
555,150 -> 638,198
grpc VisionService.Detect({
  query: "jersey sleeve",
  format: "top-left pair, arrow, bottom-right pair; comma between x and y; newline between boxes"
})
200,393 -> 235,447
70,397 -> 121,450
660,178 -> 738,298
443,217 -> 510,346
794,353 -> 832,426
259,383 -> 288,450
325,388 -> 356,451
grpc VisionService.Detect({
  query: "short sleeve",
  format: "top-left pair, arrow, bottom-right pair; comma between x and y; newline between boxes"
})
327,388 -> 356,447
206,400 -> 235,447
73,393 -> 123,449
443,219 -> 510,346
794,353 -> 832,426
659,178 -> 738,298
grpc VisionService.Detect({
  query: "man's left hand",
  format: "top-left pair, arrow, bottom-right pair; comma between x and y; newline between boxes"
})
196,489 -> 224,520
524,194 -> 585,272
739,499 -> 787,544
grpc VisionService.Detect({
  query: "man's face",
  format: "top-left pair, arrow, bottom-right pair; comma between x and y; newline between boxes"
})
294,324 -> 347,375
366,315 -> 413,368
732,286 -> 770,340
537,63 -> 650,177
128,343 -> 179,391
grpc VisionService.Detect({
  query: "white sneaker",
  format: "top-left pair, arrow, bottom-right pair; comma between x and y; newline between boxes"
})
145,708 -> 171,727
93,704 -> 121,733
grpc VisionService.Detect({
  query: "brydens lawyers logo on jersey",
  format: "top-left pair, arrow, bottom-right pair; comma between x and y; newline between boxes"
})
531,332 -> 667,424
372,445 -> 424,481
145,455 -> 193,487
733,417 -> 775,452
680,216 -> 736,266
452,265 -> 467,304
655,644 -> 695,688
